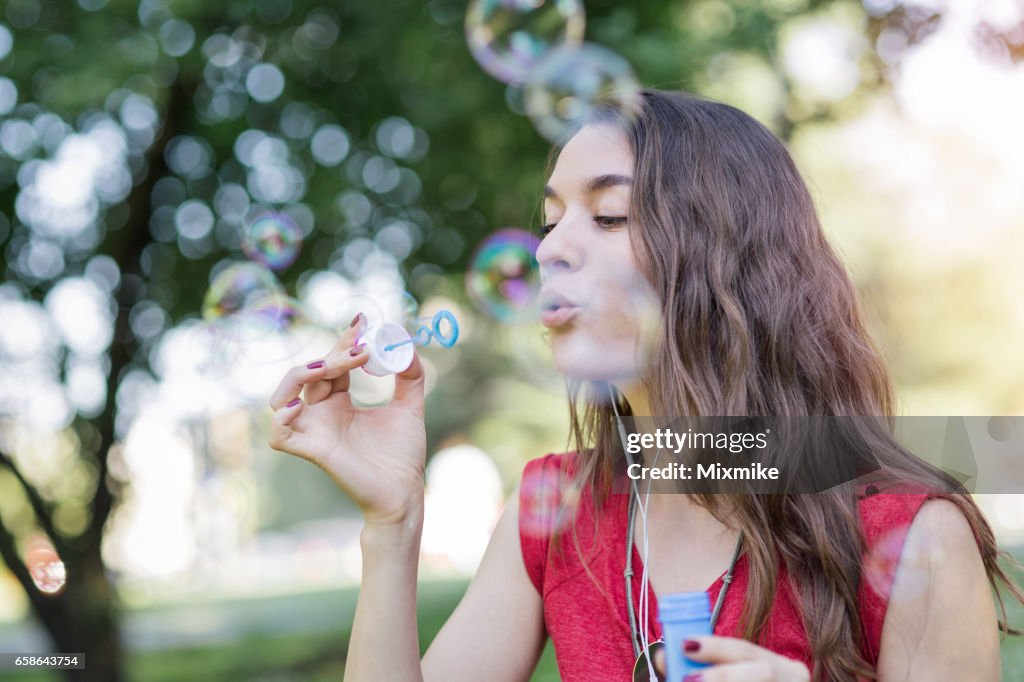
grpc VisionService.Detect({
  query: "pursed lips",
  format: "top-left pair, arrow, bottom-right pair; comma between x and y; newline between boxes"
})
539,289 -> 581,328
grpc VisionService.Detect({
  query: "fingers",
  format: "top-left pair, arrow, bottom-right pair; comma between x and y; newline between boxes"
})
392,351 -> 425,406
303,376 -> 333,405
273,314 -> 369,408
269,361 -> 334,410
299,345 -> 370,405
681,636 -> 760,665
678,637 -> 809,682
331,312 -> 368,353
268,398 -> 310,459
683,661 -> 774,681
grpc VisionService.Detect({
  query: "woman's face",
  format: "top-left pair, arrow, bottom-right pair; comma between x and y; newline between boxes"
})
537,123 -> 660,383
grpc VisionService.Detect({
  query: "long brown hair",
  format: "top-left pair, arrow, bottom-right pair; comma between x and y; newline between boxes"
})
557,90 -> 1024,681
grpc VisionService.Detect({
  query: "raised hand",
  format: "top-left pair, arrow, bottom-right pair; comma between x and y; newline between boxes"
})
267,314 -> 428,526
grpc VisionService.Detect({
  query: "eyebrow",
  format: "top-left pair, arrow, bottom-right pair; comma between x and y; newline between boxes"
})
544,173 -> 633,200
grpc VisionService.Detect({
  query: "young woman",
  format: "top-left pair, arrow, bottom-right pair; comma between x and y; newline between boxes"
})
267,90 -> 1021,681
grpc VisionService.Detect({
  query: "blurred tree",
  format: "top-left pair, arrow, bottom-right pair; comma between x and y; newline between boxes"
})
0,0 -> 945,678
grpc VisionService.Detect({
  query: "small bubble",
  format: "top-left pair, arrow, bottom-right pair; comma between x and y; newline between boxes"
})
524,43 -> 642,145
465,228 -> 541,323
242,212 -> 303,271
519,464 -> 575,539
465,0 -> 586,85
864,521 -> 937,603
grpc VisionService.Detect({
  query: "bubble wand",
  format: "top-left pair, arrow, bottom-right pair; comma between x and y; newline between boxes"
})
357,310 -> 460,376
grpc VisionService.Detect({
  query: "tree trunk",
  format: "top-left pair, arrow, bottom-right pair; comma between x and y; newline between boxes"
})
0,78 -> 192,681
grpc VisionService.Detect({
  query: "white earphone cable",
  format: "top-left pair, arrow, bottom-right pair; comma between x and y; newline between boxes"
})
609,383 -> 659,682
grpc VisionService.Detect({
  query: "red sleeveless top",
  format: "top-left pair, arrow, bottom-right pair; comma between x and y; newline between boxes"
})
518,452 -> 942,681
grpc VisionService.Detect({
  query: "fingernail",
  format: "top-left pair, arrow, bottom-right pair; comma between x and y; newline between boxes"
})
306,360 -> 325,369
349,344 -> 366,356
683,639 -> 700,653
683,674 -> 703,682
287,398 -> 301,408
350,313 -> 364,328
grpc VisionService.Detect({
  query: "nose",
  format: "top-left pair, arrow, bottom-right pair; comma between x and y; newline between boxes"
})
535,214 -> 582,278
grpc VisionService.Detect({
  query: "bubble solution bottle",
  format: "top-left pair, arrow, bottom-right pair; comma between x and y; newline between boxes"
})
658,591 -> 713,681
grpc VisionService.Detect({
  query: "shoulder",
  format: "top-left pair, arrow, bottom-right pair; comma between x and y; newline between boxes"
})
854,484 -> 981,563
522,451 -> 579,478
855,487 -> 994,668
854,482 -> 939,548
876,497 -> 999,679
517,452 -> 581,593
905,497 -> 980,552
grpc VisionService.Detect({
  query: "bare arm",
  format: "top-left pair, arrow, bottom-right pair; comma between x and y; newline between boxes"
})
422,486 -> 547,682
346,487 -> 546,682
344,509 -> 428,682
877,498 -> 1000,681
269,320 -> 545,681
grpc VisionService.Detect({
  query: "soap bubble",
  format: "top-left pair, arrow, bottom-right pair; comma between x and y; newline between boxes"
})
232,294 -> 321,364
465,0 -> 585,85
333,294 -> 388,332
524,43 -> 643,145
202,262 -> 285,323
466,228 -> 541,322
518,460 -> 578,539
235,294 -> 313,337
864,521 -> 937,603
503,312 -> 562,389
400,291 -> 421,333
242,212 -> 303,271
187,319 -> 238,380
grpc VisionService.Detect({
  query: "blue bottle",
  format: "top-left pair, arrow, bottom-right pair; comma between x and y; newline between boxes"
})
658,591 -> 713,681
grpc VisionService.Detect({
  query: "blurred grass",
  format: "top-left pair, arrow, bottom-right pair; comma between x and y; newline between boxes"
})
3,574 -> 1024,681
0,579 -> 559,682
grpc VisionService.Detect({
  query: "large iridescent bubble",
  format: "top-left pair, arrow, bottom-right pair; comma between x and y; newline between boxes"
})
242,212 -> 303,271
231,293 -> 321,364
200,262 -> 318,365
465,0 -> 585,85
524,43 -> 643,145
202,262 -> 285,323
465,228 -> 541,322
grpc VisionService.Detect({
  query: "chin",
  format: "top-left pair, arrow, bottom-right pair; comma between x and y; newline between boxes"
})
551,338 -> 642,384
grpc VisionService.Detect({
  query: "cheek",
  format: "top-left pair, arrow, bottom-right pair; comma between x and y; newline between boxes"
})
551,284 -> 662,380
592,266 -> 661,342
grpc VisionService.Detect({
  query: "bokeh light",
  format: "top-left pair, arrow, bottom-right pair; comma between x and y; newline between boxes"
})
465,0 -> 586,85
421,445 -> 503,573
524,43 -> 642,145
465,228 -> 541,322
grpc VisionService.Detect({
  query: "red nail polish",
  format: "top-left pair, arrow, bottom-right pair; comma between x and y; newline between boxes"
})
683,639 -> 700,652
287,398 -> 301,408
350,313 -> 364,328
349,344 -> 365,356
306,360 -> 324,369
683,674 -> 703,682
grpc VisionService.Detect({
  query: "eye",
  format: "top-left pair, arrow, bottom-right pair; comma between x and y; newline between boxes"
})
594,216 -> 627,229
537,221 -> 557,237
